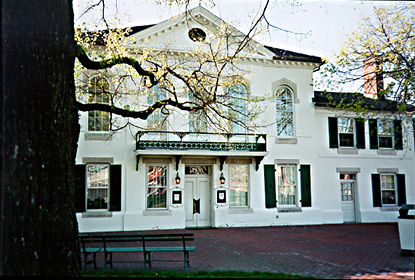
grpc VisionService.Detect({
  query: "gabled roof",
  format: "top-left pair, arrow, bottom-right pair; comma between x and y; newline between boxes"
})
313,91 -> 415,113
84,6 -> 323,65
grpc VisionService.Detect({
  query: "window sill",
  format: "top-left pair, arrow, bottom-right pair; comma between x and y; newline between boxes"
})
377,149 -> 397,156
143,210 -> 172,216
277,207 -> 302,213
84,132 -> 112,141
337,148 -> 358,154
380,206 -> 399,212
227,208 -> 253,214
275,138 -> 297,144
82,211 -> 113,218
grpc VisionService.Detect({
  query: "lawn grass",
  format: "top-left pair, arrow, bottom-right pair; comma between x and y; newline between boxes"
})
82,270 -> 315,278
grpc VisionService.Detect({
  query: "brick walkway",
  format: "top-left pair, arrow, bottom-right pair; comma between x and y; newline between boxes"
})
83,223 -> 414,279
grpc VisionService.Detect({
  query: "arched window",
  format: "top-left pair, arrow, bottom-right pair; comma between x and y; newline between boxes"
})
228,83 -> 247,134
188,91 -> 208,140
147,85 -> 168,132
88,76 -> 110,132
276,85 -> 294,137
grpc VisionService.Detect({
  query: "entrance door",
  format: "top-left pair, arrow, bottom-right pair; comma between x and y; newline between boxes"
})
340,174 -> 356,222
184,166 -> 211,228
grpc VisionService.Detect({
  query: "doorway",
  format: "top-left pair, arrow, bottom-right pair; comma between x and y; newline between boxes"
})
184,165 -> 212,228
340,173 -> 356,222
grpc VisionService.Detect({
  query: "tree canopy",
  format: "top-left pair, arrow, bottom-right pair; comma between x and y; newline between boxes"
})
318,4 -> 414,115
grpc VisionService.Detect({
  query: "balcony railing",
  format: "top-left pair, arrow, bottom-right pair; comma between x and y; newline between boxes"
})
135,131 -> 267,152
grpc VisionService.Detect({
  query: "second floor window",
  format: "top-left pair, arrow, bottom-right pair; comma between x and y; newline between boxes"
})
328,117 -> 365,149
147,85 -> 167,140
337,118 -> 354,147
228,84 -> 247,134
369,119 -> 403,150
88,76 -> 110,132
377,120 -> 394,148
276,86 -> 294,137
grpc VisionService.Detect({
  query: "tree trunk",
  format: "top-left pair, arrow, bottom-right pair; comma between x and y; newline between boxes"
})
2,0 -> 81,276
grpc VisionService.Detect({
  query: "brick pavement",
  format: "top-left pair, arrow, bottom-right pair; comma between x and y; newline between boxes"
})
83,223 -> 414,279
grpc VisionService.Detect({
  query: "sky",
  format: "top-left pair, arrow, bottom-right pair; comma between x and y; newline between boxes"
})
73,0 -> 410,62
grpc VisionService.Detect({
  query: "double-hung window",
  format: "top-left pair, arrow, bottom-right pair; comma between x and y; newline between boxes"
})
228,84 -> 247,135
229,164 -> 249,207
86,164 -> 109,210
276,86 -> 294,137
369,119 -> 403,150
74,163 -> 122,213
147,85 -> 168,132
337,118 -> 354,147
328,117 -> 365,149
371,172 -> 406,207
277,165 -> 297,206
188,91 -> 208,141
377,120 -> 394,148
380,174 -> 397,205
146,165 -> 168,209
88,76 -> 110,132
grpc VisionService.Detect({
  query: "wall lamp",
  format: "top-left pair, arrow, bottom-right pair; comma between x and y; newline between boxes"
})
175,172 -> 181,185
219,172 -> 225,185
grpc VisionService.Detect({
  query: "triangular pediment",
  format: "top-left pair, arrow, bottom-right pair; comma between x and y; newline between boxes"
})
125,6 -> 276,60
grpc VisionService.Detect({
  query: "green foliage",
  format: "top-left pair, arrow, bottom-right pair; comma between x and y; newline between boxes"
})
317,3 -> 414,115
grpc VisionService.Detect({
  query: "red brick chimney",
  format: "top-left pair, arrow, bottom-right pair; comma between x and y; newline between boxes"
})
363,57 -> 383,99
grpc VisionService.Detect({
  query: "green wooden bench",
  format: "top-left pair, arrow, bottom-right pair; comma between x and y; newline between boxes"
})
78,232 -> 196,271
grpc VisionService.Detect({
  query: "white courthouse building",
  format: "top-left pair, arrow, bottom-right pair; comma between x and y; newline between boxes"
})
75,6 -> 414,232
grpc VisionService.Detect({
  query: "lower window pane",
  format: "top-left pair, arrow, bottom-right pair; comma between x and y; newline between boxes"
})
278,185 -> 295,205
382,190 -> 396,205
379,137 -> 393,148
147,187 -> 167,208
230,187 -> 248,207
339,134 -> 354,147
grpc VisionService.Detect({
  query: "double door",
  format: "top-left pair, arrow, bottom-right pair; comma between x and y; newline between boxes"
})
184,166 -> 211,228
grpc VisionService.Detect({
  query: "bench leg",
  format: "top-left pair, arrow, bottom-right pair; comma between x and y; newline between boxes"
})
93,252 -> 97,269
144,252 -> 151,268
183,251 -> 190,271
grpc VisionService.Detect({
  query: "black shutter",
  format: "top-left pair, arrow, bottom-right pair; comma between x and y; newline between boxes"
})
397,174 -> 406,206
328,117 -> 339,148
264,165 -> 276,208
355,118 -> 365,149
300,165 -> 311,207
74,164 -> 86,212
371,174 -> 381,207
109,165 -> 122,211
393,120 -> 403,150
369,119 -> 378,149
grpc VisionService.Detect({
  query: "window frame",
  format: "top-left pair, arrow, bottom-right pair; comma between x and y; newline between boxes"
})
377,119 -> 394,149
86,163 -> 110,211
227,83 -> 248,135
87,75 -> 111,132
146,164 -> 169,210
380,173 -> 398,206
337,118 -> 355,147
229,164 -> 250,208
277,164 -> 298,206
276,85 -> 295,138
